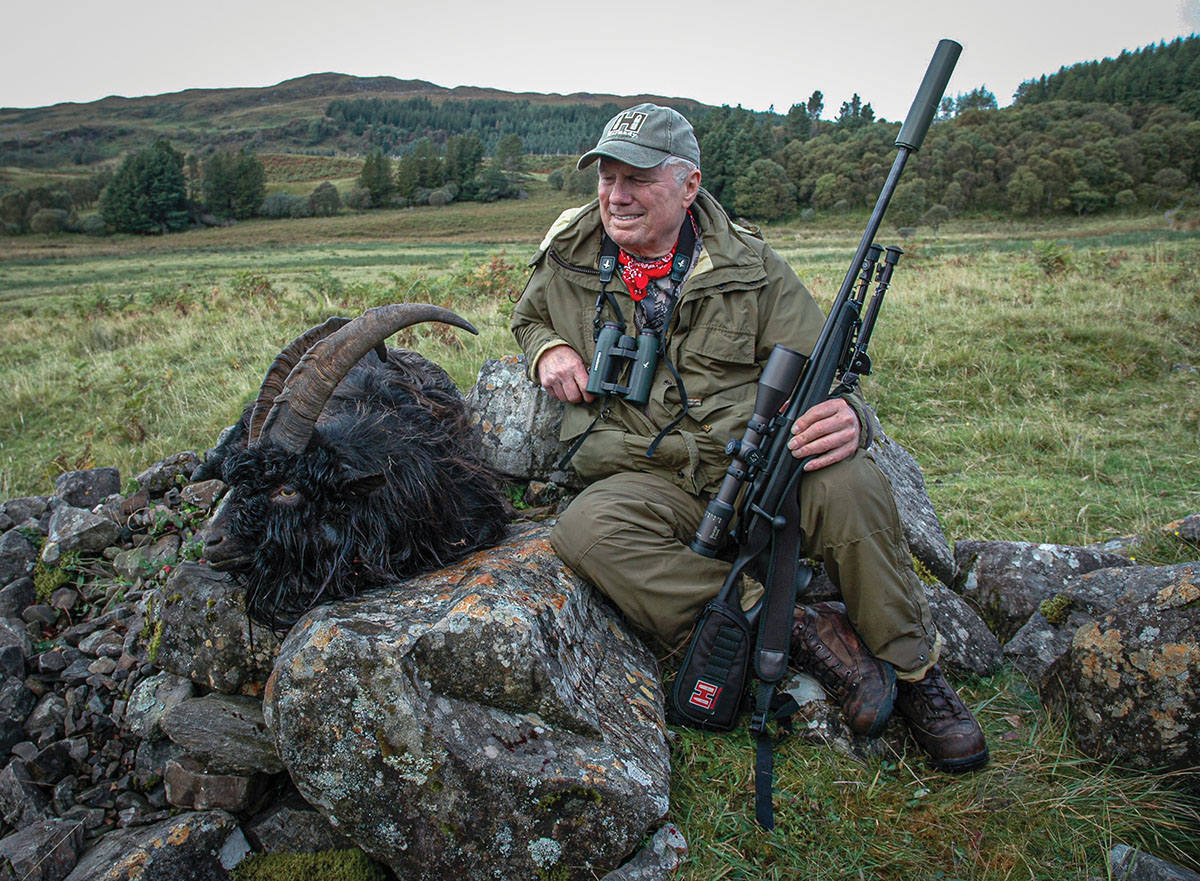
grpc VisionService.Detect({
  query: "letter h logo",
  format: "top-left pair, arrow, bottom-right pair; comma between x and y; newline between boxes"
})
688,679 -> 722,712
609,111 -> 647,137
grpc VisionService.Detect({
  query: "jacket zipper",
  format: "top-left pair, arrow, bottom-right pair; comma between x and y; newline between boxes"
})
549,249 -> 601,276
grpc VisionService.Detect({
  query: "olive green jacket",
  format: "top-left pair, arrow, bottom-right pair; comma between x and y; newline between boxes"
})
511,189 -> 870,497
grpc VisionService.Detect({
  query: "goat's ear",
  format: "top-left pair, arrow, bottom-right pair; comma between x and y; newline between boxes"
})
343,470 -> 386,497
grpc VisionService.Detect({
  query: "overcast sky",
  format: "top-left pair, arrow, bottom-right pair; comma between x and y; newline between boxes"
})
4,0 -> 1198,120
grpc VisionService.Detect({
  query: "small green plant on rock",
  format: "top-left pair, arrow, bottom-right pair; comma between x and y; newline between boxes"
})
230,849 -> 388,881
33,551 -> 81,603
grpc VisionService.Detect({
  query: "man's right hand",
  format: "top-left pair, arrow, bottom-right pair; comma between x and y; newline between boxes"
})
537,344 -> 596,404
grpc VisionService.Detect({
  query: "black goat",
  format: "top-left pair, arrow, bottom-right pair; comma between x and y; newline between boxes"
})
196,304 -> 509,630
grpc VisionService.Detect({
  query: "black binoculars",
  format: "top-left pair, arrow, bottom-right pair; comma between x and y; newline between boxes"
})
585,321 -> 659,404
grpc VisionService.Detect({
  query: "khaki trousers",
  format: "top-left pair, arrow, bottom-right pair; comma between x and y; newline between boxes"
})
551,449 -> 939,677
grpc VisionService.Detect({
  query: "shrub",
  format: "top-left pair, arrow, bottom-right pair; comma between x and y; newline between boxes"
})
79,214 -> 109,236
260,193 -> 310,219
309,181 -> 342,217
342,187 -> 371,211
29,208 -> 70,235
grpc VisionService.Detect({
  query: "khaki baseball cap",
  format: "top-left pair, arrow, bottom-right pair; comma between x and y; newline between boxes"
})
577,103 -> 701,171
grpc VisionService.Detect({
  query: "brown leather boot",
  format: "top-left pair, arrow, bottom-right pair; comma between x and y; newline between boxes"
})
894,664 -> 989,772
790,601 -> 896,738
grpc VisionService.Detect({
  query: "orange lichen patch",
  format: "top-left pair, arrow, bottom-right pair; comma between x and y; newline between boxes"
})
166,822 -> 192,846
1134,643 -> 1200,679
115,851 -> 150,874
310,624 -> 338,652
549,594 -> 567,610
514,537 -> 555,558
450,594 -> 482,615
1155,570 -> 1199,608
466,573 -> 498,590
1076,624 -> 1126,689
1108,696 -> 1135,718
1149,706 -> 1186,735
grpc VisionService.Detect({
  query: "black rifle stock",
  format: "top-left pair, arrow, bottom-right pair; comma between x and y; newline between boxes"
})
690,38 -> 962,684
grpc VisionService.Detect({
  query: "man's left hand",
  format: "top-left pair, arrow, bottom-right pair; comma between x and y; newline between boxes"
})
788,398 -> 860,471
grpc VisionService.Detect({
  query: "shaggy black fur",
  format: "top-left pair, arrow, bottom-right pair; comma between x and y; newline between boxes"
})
199,350 -> 509,630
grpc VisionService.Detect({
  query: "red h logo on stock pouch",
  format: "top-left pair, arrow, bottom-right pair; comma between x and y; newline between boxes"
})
688,679 -> 722,711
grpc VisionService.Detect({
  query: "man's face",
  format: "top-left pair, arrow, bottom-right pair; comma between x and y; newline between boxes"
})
597,158 -> 700,258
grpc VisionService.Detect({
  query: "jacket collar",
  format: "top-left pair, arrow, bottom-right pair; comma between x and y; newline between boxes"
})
533,189 -> 767,292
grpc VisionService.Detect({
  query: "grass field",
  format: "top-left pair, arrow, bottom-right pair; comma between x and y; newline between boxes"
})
0,196 -> 1197,878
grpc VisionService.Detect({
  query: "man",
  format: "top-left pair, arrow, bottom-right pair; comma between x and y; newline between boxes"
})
511,103 -> 987,772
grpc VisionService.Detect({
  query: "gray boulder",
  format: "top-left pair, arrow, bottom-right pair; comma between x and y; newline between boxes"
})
124,671 -> 196,740
1162,513 -> 1200,546
925,583 -> 1002,677
44,506 -> 121,557
953,540 -> 1134,641
160,694 -> 282,776
0,816 -> 84,881
1110,844 -> 1200,880
0,759 -> 50,830
244,797 -> 352,854
871,426 -> 955,587
466,354 -> 580,486
53,468 -> 120,510
0,578 -> 35,621
1065,562 -> 1200,783
0,498 -> 48,531
0,531 -> 37,586
63,810 -> 243,881
136,452 -> 200,498
600,824 -> 688,881
266,524 -> 670,881
130,562 -> 280,696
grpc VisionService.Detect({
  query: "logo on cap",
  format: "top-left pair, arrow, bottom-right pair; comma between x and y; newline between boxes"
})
609,111 -> 647,137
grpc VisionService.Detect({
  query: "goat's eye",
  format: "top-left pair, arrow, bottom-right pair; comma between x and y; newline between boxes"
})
275,486 -> 300,501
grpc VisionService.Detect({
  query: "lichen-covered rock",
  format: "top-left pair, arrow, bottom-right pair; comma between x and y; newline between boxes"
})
136,453 -> 200,498
266,525 -> 670,881
0,530 -> 37,586
925,583 -> 1002,677
1004,562 -> 1179,691
779,673 -> 908,762
53,468 -> 120,510
124,672 -> 196,740
1066,563 -> 1200,783
0,816 -> 84,881
62,810 -> 243,881
871,427 -> 955,587
1110,843 -> 1200,880
466,354 -> 580,487
600,823 -> 688,881
953,540 -> 1134,641
129,563 -> 280,696
1162,513 -> 1200,547
160,694 -> 282,776
44,506 -> 121,557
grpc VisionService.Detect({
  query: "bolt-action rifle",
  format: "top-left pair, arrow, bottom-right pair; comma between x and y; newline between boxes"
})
670,39 -> 962,830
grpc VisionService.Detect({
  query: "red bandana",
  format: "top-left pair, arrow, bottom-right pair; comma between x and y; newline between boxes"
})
618,246 -> 676,301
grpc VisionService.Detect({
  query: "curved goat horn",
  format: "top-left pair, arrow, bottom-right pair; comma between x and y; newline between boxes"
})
247,316 -> 352,446
247,319 -> 391,446
257,303 -> 478,454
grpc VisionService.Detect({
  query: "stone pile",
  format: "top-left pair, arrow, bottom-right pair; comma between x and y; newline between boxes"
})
0,356 -> 1195,880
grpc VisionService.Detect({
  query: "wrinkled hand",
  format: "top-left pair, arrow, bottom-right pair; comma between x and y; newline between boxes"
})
537,344 -> 596,404
788,397 -> 860,471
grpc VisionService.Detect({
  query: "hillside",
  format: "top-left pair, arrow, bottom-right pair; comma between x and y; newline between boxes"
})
0,73 -> 708,167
